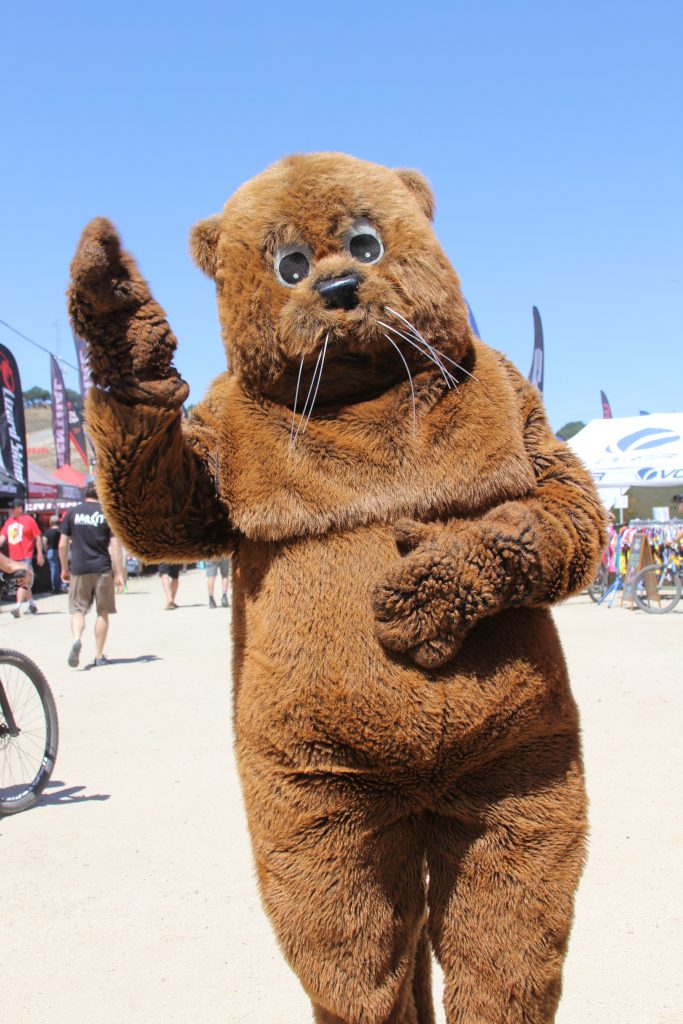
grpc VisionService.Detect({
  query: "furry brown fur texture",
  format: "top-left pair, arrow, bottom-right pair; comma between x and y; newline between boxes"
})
68,153 -> 605,1023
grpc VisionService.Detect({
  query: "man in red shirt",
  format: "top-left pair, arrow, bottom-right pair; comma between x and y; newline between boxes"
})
0,500 -> 45,616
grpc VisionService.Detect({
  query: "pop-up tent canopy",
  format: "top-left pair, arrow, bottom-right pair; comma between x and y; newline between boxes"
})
0,467 -> 25,502
569,414 -> 683,490
28,462 -> 83,505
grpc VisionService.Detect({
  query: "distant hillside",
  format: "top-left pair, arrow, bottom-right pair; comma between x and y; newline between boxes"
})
25,405 -> 89,473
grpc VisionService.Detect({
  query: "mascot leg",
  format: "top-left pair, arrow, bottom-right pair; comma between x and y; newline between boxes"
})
241,757 -> 434,1024
426,734 -> 586,1023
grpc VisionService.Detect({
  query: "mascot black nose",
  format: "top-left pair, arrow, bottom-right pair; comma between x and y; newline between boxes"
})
315,274 -> 360,311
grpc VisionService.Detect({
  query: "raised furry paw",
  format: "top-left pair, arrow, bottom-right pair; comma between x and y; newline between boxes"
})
68,219 -> 186,403
69,217 -> 148,315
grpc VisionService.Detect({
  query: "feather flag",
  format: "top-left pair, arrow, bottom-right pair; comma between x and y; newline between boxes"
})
527,307 -> 544,393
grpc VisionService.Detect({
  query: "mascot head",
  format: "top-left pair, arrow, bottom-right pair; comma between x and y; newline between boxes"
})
190,153 -> 474,409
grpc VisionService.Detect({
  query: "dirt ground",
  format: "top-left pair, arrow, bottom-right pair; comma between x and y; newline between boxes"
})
2,570 -> 681,1023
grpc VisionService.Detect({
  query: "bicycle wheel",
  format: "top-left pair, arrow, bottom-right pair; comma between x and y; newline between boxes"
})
587,564 -> 610,603
633,563 -> 682,614
0,650 -> 59,816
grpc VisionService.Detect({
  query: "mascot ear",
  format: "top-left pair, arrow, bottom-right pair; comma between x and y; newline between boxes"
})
394,169 -> 436,221
189,215 -> 221,278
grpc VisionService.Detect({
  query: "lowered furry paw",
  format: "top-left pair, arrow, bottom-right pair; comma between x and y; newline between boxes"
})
372,530 -> 465,667
372,517 -> 533,669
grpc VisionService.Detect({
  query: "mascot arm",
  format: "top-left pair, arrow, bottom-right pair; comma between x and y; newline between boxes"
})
374,374 -> 606,670
69,218 -> 234,561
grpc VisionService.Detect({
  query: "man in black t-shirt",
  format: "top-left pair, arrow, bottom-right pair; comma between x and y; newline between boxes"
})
59,480 -> 124,668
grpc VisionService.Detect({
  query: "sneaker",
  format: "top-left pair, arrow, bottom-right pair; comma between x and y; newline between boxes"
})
68,639 -> 82,667
209,596 -> 217,609
93,656 -> 110,667
11,607 -> 21,619
28,602 -> 38,614
221,594 -> 229,608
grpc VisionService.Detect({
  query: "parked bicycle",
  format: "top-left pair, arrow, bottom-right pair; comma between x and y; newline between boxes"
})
587,562 -> 610,603
0,569 -> 59,816
0,647 -> 58,816
634,554 -> 683,615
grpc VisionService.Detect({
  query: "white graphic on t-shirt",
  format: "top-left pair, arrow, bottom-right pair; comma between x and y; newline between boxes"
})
7,522 -> 24,545
74,511 -> 106,527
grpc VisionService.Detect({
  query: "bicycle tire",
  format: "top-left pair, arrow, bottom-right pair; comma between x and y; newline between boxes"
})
0,650 -> 59,816
587,564 -> 610,603
633,563 -> 682,615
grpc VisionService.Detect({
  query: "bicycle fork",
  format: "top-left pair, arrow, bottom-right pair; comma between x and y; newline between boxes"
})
0,679 -> 20,738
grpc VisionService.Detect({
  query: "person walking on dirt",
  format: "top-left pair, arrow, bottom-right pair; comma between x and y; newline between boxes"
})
58,479 -> 124,668
0,500 -> 45,617
158,563 -> 181,609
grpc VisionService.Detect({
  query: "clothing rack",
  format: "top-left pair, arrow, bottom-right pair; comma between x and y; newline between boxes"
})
596,519 -> 682,608
618,520 -> 682,562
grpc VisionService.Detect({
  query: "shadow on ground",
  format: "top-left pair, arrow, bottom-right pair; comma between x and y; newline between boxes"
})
82,655 -> 161,670
37,781 -> 111,808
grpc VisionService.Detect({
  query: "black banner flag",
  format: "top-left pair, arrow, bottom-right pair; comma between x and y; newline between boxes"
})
67,400 -> 89,467
527,306 -> 544,394
50,355 -> 70,467
0,343 -> 28,494
72,330 -> 92,403
72,329 -> 94,465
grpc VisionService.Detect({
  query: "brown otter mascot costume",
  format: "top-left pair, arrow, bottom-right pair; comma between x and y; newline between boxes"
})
68,153 -> 605,1024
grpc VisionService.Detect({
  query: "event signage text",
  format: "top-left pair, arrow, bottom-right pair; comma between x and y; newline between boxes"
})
0,343 -> 28,492
50,355 -> 70,467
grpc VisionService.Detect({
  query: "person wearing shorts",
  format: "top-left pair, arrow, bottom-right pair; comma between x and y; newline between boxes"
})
0,500 -> 45,616
59,479 -> 124,668
158,563 -> 181,609
205,558 -> 230,608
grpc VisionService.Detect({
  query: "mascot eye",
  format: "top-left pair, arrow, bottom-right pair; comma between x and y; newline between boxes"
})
346,221 -> 384,265
275,247 -> 311,287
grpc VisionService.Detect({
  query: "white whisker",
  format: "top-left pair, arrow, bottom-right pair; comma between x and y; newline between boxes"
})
383,307 -> 455,374
381,332 -> 416,432
301,332 -> 329,434
384,305 -> 479,383
380,313 -> 458,386
426,345 -> 479,382
289,356 -> 306,449
291,343 -> 324,448
377,319 -> 457,388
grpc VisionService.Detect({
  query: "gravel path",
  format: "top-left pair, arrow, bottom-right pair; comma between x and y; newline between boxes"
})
2,571 -> 681,1023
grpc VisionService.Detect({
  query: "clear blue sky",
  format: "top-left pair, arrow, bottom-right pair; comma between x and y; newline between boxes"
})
1,0 -> 680,430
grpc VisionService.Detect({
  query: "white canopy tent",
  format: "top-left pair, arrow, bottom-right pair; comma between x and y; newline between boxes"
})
568,414 -> 683,507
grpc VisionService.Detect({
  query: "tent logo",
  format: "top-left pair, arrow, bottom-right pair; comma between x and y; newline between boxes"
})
637,467 -> 658,481
608,427 -> 680,454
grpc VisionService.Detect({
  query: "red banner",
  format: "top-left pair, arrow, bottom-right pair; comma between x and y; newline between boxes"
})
600,390 -> 613,419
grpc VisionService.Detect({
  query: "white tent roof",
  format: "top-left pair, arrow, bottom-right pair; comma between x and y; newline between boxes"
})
568,413 -> 683,489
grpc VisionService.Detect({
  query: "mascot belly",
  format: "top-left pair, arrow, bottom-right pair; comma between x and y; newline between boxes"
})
68,152 -> 605,1023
